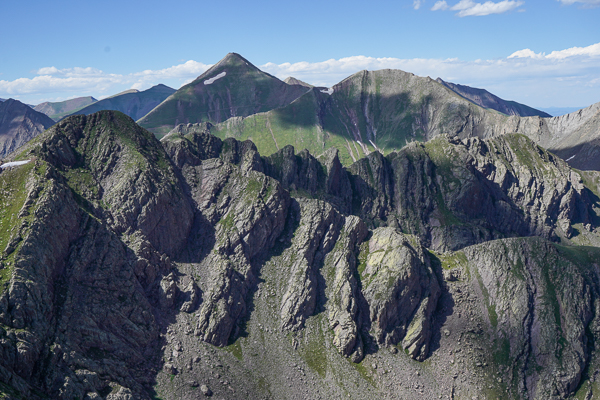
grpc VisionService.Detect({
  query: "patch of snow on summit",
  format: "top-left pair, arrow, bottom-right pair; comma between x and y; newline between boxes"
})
204,72 -> 227,85
320,88 -> 334,95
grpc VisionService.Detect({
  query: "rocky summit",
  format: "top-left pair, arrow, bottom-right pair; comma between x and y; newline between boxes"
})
1,110 -> 600,400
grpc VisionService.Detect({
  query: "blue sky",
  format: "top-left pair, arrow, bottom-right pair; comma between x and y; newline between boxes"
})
1,0 -> 599,110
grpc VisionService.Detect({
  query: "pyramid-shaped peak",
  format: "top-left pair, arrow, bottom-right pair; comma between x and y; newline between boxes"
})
211,53 -> 259,70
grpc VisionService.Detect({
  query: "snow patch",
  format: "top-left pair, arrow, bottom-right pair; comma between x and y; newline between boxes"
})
204,71 -> 226,85
1,160 -> 31,169
320,88 -> 334,95
566,155 -> 576,162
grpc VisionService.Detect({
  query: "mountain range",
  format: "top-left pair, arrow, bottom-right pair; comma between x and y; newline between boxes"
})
0,110 -> 600,399
34,96 -> 97,121
64,84 -> 176,121
1,53 -> 600,400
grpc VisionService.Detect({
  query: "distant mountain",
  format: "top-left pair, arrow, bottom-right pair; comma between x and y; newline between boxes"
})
0,99 -> 55,158
34,96 -> 97,121
65,84 -> 175,121
436,78 -> 551,118
0,98 -> 5,102
200,59 -> 598,170
137,53 -> 310,135
501,101 -> 600,171
284,76 -> 313,88
539,106 -> 584,117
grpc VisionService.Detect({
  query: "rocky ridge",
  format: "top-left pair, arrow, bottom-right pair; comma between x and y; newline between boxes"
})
65,84 -> 176,122
34,96 -> 98,121
0,111 -> 600,399
436,78 -> 551,118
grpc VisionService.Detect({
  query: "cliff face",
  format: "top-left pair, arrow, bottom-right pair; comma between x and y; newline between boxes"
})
0,99 -> 55,158
1,111 -> 600,399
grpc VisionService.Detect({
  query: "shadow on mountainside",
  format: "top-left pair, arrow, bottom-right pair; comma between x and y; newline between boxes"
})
551,142 -> 600,172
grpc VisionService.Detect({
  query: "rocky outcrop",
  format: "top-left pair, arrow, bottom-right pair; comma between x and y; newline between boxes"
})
456,237 -> 599,399
279,199 -> 344,331
0,99 -> 55,158
360,228 -> 440,360
194,165 -> 288,346
0,111 -> 198,399
323,216 -> 368,362
37,111 -> 194,256
348,134 -> 595,251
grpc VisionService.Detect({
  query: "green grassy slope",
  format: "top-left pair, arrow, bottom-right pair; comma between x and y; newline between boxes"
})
213,69 -> 511,165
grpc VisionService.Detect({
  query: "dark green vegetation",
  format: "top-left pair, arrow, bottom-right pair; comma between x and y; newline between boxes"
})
66,84 -> 175,122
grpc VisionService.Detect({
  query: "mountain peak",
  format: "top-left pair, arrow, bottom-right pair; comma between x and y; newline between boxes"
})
197,53 -> 262,81
284,76 -> 313,88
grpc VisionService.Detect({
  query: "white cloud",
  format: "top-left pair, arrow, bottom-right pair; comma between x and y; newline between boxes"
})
413,0 -> 425,9
547,42 -> 600,59
431,0 -> 449,10
509,42 -> 600,60
0,60 -> 212,100
508,48 -> 544,59
431,0 -> 524,16
558,0 -> 600,6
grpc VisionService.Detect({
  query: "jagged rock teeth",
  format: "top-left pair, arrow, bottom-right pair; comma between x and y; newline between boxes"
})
279,199 -> 344,332
323,215 -> 368,362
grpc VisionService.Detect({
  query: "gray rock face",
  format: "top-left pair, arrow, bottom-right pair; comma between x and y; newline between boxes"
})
0,111 -> 198,399
279,199 -> 344,332
38,112 -> 194,256
0,99 -> 55,158
323,215 -> 368,362
458,238 -> 598,399
360,228 -> 440,360
194,165 -> 288,346
349,134 -> 594,251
